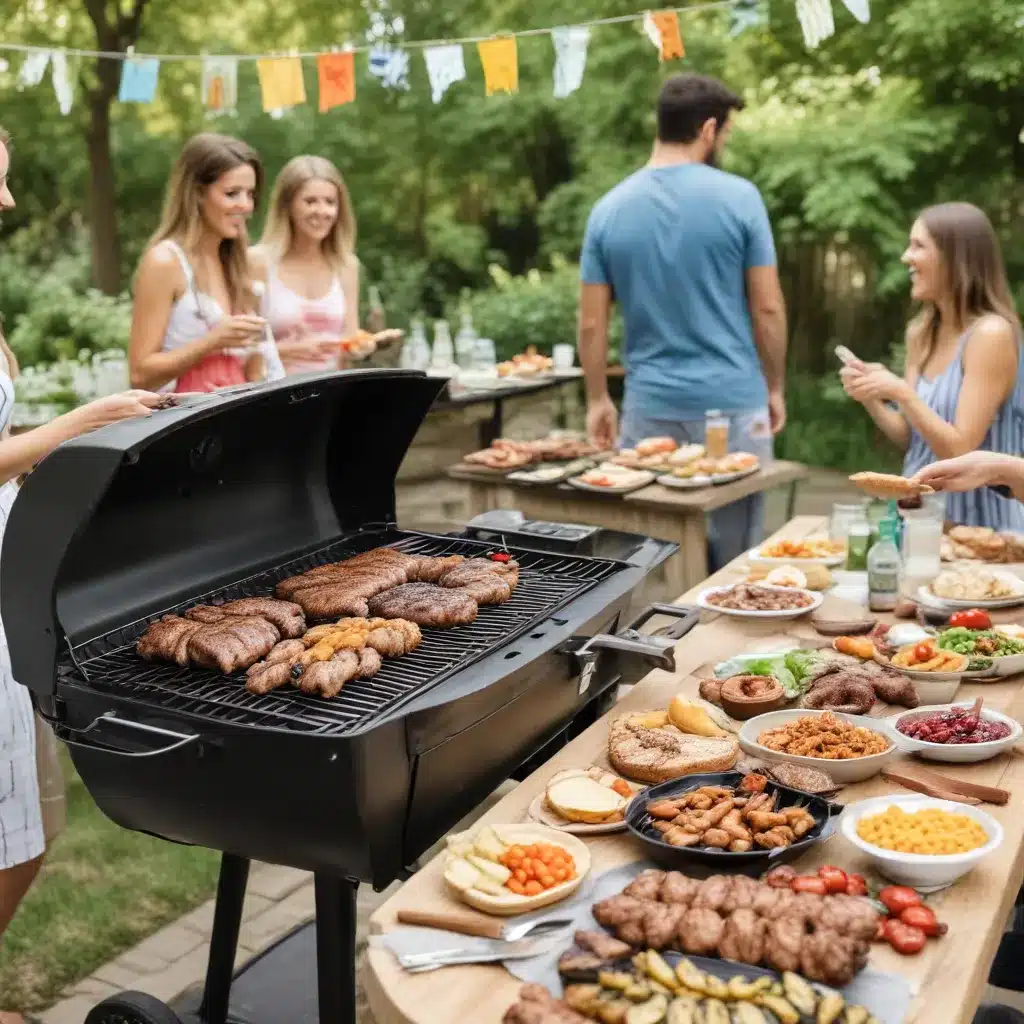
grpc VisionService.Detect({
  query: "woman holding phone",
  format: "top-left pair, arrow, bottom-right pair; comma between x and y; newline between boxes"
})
840,202 -> 1023,530
251,155 -> 400,376
129,133 -> 271,393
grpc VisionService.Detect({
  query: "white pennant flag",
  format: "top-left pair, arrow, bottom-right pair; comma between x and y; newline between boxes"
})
796,0 -> 835,48
423,44 -> 465,103
642,11 -> 663,51
368,45 -> 410,90
18,50 -> 50,87
840,0 -> 871,22
50,51 -> 74,114
551,26 -> 590,99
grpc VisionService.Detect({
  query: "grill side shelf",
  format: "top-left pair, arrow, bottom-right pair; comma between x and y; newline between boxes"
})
57,532 -> 625,737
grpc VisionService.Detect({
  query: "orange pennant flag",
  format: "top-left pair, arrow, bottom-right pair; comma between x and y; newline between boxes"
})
477,37 -> 518,95
317,52 -> 355,112
652,10 -> 685,60
256,56 -> 306,112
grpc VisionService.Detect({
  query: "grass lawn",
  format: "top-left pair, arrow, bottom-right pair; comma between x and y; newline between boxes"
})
0,749 -> 220,1013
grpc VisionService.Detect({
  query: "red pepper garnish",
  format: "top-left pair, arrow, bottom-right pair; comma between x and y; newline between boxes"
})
490,552 -> 511,562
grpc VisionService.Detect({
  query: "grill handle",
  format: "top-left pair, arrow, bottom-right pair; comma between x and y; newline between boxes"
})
624,602 -> 702,640
58,712 -> 200,758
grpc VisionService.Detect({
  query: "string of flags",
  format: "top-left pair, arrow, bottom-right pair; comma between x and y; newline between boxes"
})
0,0 -> 870,116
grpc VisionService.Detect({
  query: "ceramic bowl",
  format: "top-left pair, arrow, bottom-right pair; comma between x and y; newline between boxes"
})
890,702 -> 1022,764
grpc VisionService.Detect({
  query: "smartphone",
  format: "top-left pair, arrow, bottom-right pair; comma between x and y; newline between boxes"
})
835,345 -> 861,366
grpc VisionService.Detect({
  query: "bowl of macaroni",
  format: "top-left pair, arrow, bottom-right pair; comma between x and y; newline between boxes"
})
841,794 -> 1003,891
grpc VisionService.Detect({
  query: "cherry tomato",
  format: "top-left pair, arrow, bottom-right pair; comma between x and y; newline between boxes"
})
949,608 -> 991,630
817,865 -> 849,894
790,875 -> 828,896
883,918 -> 927,955
489,552 -> 511,563
900,905 -> 948,938
879,885 -> 923,916
913,641 -> 935,663
845,873 -> 868,897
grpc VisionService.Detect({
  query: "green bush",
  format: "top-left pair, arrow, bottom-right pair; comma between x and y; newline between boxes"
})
458,257 -> 623,363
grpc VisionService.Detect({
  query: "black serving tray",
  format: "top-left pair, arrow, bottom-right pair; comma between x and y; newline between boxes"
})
623,771 -> 841,875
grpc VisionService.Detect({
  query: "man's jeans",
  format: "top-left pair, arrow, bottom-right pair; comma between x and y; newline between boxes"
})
619,408 -> 774,572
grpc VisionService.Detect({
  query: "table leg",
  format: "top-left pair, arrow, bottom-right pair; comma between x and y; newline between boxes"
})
786,480 -> 800,521
480,400 -> 503,447
465,481 -> 492,517
678,513 -> 709,592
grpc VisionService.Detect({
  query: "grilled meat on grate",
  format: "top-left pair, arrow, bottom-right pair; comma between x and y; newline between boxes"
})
137,615 -> 204,666
185,598 -> 305,638
365,618 -> 422,656
437,557 -> 520,606
297,649 -> 362,698
368,583 -> 479,627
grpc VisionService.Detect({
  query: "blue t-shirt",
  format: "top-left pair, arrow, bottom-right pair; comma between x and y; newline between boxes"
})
580,163 -> 777,420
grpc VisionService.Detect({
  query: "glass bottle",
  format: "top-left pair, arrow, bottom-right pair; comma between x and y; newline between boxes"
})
704,409 -> 730,459
401,319 -> 430,370
455,301 -> 477,369
430,319 -> 454,371
868,518 -> 902,612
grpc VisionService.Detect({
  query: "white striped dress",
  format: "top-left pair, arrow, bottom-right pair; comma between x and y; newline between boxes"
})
0,364 -> 45,868
902,325 -> 1024,532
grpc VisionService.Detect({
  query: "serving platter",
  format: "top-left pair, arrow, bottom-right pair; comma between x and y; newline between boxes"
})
697,584 -> 823,620
916,583 -> 1024,610
566,471 -> 656,495
747,548 -> 846,568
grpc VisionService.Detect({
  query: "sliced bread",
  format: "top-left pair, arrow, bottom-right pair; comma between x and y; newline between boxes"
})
608,714 -> 738,785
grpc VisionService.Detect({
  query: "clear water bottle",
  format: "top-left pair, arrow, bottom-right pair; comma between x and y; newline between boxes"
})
455,308 -> 477,369
401,319 -> 430,370
868,517 -> 902,612
430,319 -> 454,371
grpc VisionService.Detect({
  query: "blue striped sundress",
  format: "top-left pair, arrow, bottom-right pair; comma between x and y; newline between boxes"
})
902,325 -> 1024,532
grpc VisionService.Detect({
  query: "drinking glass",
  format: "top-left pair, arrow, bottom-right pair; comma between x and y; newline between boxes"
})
704,410 -> 730,459
552,344 -> 575,370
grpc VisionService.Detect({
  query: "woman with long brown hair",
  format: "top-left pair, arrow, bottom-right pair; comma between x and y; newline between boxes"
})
842,201 -> 1023,529
0,128 -> 161,1024
251,155 -> 398,375
129,133 -> 272,392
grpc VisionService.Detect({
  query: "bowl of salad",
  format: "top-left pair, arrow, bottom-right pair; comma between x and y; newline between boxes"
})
934,608 -> 1024,678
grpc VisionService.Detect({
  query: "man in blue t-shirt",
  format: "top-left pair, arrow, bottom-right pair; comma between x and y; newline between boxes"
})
578,73 -> 788,569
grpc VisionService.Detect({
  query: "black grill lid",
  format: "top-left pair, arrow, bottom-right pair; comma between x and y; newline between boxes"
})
2,369 -> 445,697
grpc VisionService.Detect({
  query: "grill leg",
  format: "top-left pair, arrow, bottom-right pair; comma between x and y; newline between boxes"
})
315,873 -> 359,1024
198,853 -> 250,1024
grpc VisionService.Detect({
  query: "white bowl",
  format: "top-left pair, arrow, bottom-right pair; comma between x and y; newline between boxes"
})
696,584 -> 823,620
738,708 -> 900,784
890,702 -> 1022,763
907,676 -> 963,704
841,794 -> 1003,891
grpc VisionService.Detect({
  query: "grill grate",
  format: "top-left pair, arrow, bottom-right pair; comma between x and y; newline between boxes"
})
58,531 -> 625,735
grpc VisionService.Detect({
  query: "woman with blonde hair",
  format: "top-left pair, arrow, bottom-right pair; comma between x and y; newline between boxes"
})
129,132 -> 274,392
252,155 -> 398,375
842,201 -> 1024,530
0,128 -> 162,1024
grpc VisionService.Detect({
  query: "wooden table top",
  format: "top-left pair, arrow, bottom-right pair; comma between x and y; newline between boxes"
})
364,515 -> 1024,1024
447,459 -> 808,514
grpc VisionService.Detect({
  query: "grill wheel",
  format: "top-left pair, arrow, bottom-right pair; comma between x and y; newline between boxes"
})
85,991 -> 183,1024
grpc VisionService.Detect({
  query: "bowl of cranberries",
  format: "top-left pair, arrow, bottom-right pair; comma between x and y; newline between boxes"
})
893,702 -> 1022,763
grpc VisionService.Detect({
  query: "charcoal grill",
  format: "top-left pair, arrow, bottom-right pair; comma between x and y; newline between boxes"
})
1,369 -> 692,1024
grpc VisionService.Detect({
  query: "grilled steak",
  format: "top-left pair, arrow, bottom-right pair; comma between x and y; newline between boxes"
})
406,554 -> 465,582
186,598 -> 305,638
437,558 -> 520,606
368,583 -> 478,627
365,619 -> 422,657
186,616 -> 280,675
137,615 -> 204,666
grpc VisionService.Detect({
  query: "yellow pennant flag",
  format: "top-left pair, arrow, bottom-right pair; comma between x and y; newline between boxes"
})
477,37 -> 518,95
651,10 -> 685,60
256,56 -> 306,111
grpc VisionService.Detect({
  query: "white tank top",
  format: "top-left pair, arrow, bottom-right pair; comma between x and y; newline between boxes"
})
262,263 -> 347,375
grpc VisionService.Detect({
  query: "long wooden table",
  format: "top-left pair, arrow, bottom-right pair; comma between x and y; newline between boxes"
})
448,460 -> 809,596
364,515 -> 1024,1024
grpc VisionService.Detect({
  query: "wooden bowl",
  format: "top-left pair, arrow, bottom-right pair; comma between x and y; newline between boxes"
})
718,675 -> 786,720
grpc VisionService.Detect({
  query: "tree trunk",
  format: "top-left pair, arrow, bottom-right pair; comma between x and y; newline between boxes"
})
87,91 -> 121,294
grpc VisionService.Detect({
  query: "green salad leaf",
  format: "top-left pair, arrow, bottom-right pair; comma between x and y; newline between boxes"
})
714,648 -> 823,699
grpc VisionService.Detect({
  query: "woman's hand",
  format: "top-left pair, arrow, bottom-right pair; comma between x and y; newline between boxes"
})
913,451 -> 1019,494
69,390 -> 164,433
207,315 -> 266,352
840,364 -> 911,404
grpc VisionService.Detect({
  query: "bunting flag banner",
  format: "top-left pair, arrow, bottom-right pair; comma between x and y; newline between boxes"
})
642,11 -> 664,50
50,50 -> 74,114
202,56 -> 238,113
839,0 -> 871,22
551,26 -> 589,99
0,59 -> 8,73
650,10 -> 685,60
368,45 -> 410,90
423,44 -> 466,103
18,50 -> 50,87
118,57 -> 160,103
256,56 -> 306,111
729,0 -> 768,36
317,52 -> 356,111
796,0 -> 836,47
478,37 -> 518,95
